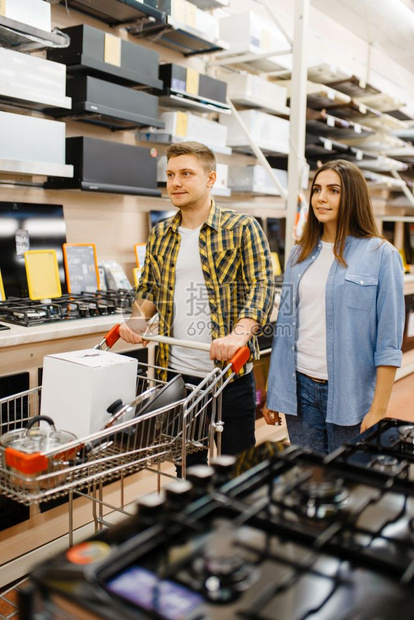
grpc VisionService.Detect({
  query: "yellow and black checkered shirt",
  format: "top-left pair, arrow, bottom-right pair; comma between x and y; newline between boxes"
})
137,201 -> 275,380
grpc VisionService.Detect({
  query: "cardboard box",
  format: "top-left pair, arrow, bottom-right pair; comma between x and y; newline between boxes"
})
40,349 -> 138,438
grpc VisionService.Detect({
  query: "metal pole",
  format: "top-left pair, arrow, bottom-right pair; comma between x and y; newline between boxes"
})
285,0 -> 310,264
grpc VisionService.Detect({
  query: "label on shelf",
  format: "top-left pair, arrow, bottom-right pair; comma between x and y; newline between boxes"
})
175,111 -> 188,137
327,115 -> 335,127
358,103 -> 367,115
355,149 -> 363,161
104,33 -> 121,67
354,123 -> 362,134
186,68 -> 199,96
323,139 -> 333,151
261,29 -> 271,51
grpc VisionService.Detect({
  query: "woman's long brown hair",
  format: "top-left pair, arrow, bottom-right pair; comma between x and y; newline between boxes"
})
296,159 -> 382,266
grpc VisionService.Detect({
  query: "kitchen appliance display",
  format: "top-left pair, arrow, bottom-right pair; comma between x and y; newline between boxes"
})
0,290 -> 134,327
24,432 -> 414,619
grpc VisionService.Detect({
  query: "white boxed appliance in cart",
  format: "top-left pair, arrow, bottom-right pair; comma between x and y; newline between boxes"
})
40,349 -> 138,438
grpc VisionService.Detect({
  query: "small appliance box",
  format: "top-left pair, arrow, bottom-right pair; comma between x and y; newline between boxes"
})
40,349 -> 138,438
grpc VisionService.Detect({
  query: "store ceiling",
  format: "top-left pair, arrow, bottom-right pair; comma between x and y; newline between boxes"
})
312,0 -> 414,76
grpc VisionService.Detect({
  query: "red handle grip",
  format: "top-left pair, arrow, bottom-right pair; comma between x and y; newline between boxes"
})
104,324 -> 121,349
229,346 -> 250,374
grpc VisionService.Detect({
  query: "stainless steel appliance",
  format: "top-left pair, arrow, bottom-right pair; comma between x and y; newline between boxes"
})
22,430 -> 414,619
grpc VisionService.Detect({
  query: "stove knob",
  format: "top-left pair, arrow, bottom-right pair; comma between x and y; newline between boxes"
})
210,455 -> 237,485
135,491 -> 166,529
186,465 -> 215,497
165,479 -> 193,511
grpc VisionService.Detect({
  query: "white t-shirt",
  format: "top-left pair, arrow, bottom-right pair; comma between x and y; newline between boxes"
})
296,241 -> 335,380
168,225 -> 215,376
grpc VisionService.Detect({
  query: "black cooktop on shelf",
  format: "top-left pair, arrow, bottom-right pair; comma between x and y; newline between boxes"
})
0,291 -> 134,327
26,422 -> 414,620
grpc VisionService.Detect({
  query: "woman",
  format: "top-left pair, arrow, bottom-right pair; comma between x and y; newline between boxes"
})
263,159 -> 405,454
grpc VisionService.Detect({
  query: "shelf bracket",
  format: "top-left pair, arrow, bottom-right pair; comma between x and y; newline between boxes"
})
391,170 -> 414,208
226,97 -> 288,201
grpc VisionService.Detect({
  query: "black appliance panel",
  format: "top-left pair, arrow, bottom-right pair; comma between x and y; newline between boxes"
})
47,25 -> 162,89
0,202 -> 67,298
46,75 -> 164,130
45,137 -> 161,196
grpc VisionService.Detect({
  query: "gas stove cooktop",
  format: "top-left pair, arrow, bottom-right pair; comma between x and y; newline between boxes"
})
26,430 -> 414,620
0,290 -> 134,327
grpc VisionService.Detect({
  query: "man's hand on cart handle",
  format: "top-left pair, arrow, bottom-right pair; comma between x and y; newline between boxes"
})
210,318 -> 258,362
118,320 -> 151,347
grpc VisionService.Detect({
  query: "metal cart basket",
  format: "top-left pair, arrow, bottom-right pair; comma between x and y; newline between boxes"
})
0,328 -> 250,514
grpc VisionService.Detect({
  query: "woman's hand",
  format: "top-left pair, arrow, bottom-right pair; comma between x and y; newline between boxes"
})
360,408 -> 385,433
262,404 -> 282,426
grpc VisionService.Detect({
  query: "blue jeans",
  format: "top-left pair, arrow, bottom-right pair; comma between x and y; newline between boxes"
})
177,371 -> 256,473
285,372 -> 361,455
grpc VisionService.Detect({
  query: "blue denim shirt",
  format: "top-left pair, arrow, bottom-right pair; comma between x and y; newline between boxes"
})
267,236 -> 405,426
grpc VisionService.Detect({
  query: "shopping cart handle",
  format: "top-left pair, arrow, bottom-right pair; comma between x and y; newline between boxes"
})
102,324 -> 121,349
229,346 -> 250,374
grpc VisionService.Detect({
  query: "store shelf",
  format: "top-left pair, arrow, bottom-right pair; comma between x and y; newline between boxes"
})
129,16 -> 229,56
306,109 -> 373,140
187,0 -> 229,8
55,0 -> 166,27
0,16 -> 69,52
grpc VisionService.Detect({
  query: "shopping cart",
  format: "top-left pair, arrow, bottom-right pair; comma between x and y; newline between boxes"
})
0,325 -> 250,540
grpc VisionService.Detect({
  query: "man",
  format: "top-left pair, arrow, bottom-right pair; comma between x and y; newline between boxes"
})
119,141 -> 274,464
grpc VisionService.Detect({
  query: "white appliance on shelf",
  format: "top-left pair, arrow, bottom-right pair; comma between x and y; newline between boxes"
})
223,73 -> 289,116
228,165 -> 287,196
220,109 -> 290,155
217,11 -> 292,73
1,0 -> 51,32
0,48 -> 71,109
0,111 -> 73,177
157,156 -> 230,197
138,110 -> 230,154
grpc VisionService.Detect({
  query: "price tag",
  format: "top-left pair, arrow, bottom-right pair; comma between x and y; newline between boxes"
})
327,115 -> 335,128
0,269 -> 5,301
354,123 -> 362,134
355,149 -> 363,161
324,139 -> 333,151
175,111 -> 188,137
0,0 -> 6,17
104,33 -> 121,67
358,78 -> 366,90
358,103 -> 367,115
186,2 -> 197,28
186,68 -> 199,96
261,29 -> 271,51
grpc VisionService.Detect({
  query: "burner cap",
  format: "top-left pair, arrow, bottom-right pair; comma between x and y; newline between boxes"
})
293,472 -> 349,520
372,454 -> 399,473
397,425 -> 414,445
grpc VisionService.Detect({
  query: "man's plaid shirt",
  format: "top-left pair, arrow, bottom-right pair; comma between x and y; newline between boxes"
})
137,201 -> 275,380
